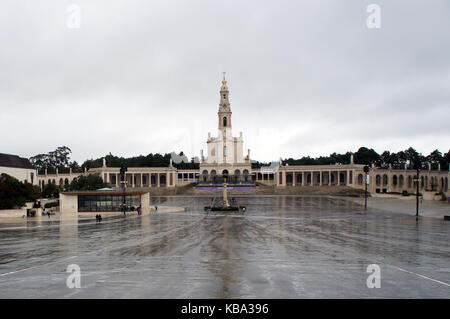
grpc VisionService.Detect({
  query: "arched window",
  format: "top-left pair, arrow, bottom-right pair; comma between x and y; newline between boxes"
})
376,175 -> 381,186
222,170 -> 229,178
223,146 -> 227,156
202,170 -> 208,182
358,174 -> 363,185
223,116 -> 227,127
382,174 -> 388,186
243,169 -> 249,182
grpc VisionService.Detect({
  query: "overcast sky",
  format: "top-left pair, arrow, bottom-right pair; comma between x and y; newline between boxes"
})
1,0 -> 449,164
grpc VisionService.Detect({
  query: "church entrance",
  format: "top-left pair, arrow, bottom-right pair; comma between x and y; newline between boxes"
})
222,170 -> 229,181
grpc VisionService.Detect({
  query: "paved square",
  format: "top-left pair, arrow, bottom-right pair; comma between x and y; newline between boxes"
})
0,196 -> 449,298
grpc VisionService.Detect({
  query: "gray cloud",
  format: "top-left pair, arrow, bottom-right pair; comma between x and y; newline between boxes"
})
0,0 -> 449,163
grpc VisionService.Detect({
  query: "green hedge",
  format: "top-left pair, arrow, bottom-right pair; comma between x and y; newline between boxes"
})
44,200 -> 59,208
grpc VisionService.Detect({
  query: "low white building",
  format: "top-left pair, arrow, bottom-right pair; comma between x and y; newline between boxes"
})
0,153 -> 37,185
60,190 -> 150,214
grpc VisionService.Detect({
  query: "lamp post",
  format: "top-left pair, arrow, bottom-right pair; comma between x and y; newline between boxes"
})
363,165 -> 370,211
413,159 -> 422,221
120,164 -> 128,216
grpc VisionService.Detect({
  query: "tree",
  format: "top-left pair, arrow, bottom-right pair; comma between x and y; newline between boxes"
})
70,161 -> 82,173
397,151 -> 408,164
30,146 -> 73,171
404,147 -> 420,163
426,149 -> 442,170
354,147 -> 380,165
0,174 -> 41,209
440,150 -> 450,171
67,174 -> 109,191
42,183 -> 60,198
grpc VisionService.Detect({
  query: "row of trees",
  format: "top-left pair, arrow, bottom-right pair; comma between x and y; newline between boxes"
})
79,152 -> 199,170
30,146 -> 449,173
30,147 -> 200,172
283,147 -> 449,170
0,173 -> 109,209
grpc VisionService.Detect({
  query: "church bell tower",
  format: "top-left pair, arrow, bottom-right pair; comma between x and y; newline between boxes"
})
218,72 -> 232,129
202,73 -> 249,168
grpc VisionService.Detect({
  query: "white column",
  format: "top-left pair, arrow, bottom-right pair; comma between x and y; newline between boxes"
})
157,173 -> 160,187
302,172 -> 304,186
319,172 -> 322,186
292,172 -> 296,186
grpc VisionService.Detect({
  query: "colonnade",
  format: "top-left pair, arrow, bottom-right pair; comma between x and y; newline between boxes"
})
278,170 -> 353,187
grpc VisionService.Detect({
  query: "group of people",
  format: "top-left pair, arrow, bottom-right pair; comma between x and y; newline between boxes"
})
95,214 -> 103,222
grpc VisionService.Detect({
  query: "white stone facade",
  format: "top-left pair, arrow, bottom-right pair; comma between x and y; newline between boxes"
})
200,74 -> 251,176
0,166 -> 37,185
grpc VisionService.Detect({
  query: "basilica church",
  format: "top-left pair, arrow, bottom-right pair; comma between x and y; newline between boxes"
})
199,74 -> 252,183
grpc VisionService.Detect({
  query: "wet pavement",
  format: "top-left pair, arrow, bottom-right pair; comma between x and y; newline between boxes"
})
0,196 -> 449,298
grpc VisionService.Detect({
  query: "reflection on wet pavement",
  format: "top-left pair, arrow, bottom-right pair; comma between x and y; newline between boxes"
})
0,196 -> 449,298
